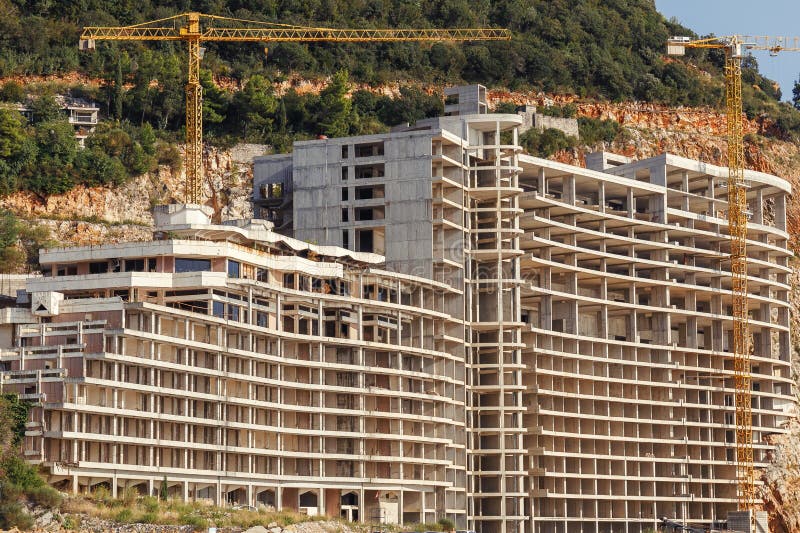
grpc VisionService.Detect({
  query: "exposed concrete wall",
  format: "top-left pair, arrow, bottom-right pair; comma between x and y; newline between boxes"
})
516,105 -> 580,138
444,84 -> 487,116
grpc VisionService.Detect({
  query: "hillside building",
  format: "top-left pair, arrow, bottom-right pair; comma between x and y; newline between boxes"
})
253,85 -> 794,532
1,204 -> 467,524
8,96 -> 99,147
0,85 -> 793,533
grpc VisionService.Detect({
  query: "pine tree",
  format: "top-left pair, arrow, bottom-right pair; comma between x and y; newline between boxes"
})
792,74 -> 800,110
113,58 -> 123,121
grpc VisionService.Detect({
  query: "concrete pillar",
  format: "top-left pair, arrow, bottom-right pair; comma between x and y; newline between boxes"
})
399,490 -> 404,525
627,188 -> 634,218
753,188 -> 763,224
774,194 -> 787,230
359,487 -> 365,524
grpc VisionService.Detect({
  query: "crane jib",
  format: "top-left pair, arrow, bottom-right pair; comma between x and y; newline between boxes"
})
79,12 -> 511,204
81,28 -> 511,42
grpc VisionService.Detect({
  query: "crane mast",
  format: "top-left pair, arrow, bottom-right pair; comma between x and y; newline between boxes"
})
667,34 -> 800,528
80,12 -> 511,203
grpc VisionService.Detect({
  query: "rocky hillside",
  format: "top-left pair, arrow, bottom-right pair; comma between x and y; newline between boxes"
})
0,143 -> 266,248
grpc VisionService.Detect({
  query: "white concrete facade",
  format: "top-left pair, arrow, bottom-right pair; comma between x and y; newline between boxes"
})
253,86 -> 794,533
1,209 -> 467,525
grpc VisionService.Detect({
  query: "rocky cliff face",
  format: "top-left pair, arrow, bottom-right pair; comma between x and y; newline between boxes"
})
0,143 -> 267,246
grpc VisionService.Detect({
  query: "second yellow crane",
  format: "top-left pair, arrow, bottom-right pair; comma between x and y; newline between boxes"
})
667,34 -> 800,529
80,12 -> 511,203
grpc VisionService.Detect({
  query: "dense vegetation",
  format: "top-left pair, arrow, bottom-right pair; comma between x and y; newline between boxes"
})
0,0 -> 797,201
0,209 -> 55,272
0,394 -> 63,530
0,0 -> 797,131
0,90 -> 177,196
0,0 -> 749,101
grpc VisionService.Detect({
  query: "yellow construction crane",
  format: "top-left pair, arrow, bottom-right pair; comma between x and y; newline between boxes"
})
667,35 -> 800,521
79,13 -> 511,203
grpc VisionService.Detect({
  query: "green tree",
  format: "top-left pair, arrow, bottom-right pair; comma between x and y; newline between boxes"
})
0,108 -> 27,158
17,222 -> 54,272
230,74 -> 277,141
0,394 -> 31,448
76,147 -> 127,186
22,119 -> 78,197
0,210 -> 23,272
28,95 -> 61,124
137,123 -> 157,156
200,69 -> 229,134
314,70 -> 353,137
113,57 -> 124,121
159,476 -> 168,500
0,81 -> 25,103
519,127 -> 577,158
85,123 -> 155,178
0,109 -> 35,194
793,74 -> 800,110
34,120 -> 77,164
375,86 -> 443,127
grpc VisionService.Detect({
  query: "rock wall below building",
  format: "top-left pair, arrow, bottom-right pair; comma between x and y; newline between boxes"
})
0,143 -> 268,247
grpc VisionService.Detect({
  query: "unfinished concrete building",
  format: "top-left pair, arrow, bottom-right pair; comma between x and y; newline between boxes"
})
0,204 -> 469,524
253,85 -> 794,533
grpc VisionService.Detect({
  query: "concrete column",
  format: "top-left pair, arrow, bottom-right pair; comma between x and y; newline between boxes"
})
564,174 -> 576,205
749,187 -> 763,226
681,171 -> 690,211
399,490 -> 404,526
774,194 -> 787,230
359,487 -> 365,524
627,188 -> 634,218
598,181 -> 606,213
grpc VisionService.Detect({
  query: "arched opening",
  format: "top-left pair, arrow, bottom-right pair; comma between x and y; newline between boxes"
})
341,491 -> 359,522
257,489 -> 276,509
299,490 -> 319,515
226,487 -> 247,506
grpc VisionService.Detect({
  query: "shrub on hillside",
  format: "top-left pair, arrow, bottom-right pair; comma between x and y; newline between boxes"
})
519,127 -> 577,158
0,500 -> 34,530
1,452 -> 45,490
27,485 -> 63,508
578,117 -> 622,145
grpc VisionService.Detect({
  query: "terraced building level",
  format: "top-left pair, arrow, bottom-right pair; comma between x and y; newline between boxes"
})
0,204 -> 468,525
517,151 -> 793,532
